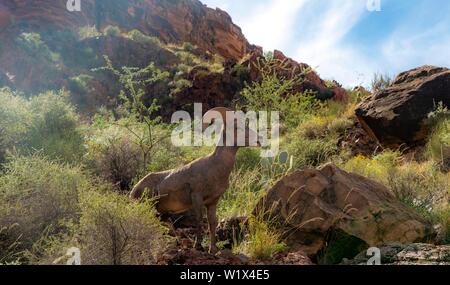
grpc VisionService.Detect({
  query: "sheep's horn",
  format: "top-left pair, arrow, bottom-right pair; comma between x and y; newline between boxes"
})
203,107 -> 233,130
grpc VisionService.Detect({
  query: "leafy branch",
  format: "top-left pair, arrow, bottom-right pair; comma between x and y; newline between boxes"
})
93,56 -> 171,174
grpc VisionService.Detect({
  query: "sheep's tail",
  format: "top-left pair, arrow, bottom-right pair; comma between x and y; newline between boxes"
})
129,171 -> 171,200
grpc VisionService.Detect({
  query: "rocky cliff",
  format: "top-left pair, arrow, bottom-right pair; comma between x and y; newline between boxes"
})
1,0 -> 252,61
0,0 -> 346,114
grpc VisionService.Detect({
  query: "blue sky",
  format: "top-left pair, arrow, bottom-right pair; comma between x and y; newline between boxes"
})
202,0 -> 450,87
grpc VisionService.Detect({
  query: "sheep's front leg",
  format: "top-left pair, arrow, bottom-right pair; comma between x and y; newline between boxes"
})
191,192 -> 204,250
207,203 -> 219,254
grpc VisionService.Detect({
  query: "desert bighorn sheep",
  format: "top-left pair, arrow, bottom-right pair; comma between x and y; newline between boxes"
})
130,107 -> 262,254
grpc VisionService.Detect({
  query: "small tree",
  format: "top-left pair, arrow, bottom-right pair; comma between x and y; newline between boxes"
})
371,73 -> 391,93
93,56 -> 171,175
240,56 -> 319,129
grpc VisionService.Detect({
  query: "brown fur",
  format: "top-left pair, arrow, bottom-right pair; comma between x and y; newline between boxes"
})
130,108 -> 260,253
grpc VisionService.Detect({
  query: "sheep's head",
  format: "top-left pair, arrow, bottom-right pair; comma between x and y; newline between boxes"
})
203,107 -> 263,147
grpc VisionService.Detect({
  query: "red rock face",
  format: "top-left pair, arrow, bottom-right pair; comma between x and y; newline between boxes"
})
1,0 -> 347,110
140,1 -> 252,61
0,4 -> 12,32
173,63 -> 249,111
3,0 -> 251,61
2,0 -> 95,28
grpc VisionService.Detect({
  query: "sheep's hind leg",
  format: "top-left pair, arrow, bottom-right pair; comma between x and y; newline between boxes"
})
207,203 -> 219,254
191,191 -> 204,251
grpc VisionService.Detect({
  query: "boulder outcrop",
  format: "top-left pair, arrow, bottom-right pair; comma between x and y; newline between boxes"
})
255,164 -> 435,262
356,65 -> 450,147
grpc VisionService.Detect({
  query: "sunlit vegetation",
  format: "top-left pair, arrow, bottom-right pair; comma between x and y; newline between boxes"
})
1,26 -> 448,266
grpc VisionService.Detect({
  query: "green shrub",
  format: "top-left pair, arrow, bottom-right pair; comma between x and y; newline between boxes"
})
175,50 -> 201,66
436,205 -> 450,244
103,25 -> 121,37
231,64 -> 251,82
387,165 -> 445,219
86,115 -> 179,190
78,25 -> 101,40
0,89 -> 85,162
68,74 -> 95,95
218,168 -> 265,219
85,121 -> 144,190
426,102 -> 450,128
25,221 -> 78,265
127,29 -> 162,46
341,151 -> 400,182
342,152 -> 449,236
0,88 -> 31,162
371,73 -> 391,93
169,78 -> 192,95
24,91 -> 85,162
234,216 -> 286,261
298,117 -> 329,139
286,135 -> 338,170
235,148 -> 261,170
219,151 -> 293,220
240,63 -> 320,130
328,117 -> 353,135
78,190 -> 170,265
175,63 -> 192,75
0,154 -> 89,262
16,32 -> 60,62
182,42 -> 196,53
426,117 -> 450,170
0,224 -> 22,264
92,57 -> 175,181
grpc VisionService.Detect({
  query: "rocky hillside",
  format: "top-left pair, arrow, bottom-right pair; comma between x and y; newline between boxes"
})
0,0 -> 345,116
1,0 -> 252,60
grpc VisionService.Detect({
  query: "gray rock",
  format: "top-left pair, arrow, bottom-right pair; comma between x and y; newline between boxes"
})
342,243 -> 450,265
356,65 -> 450,147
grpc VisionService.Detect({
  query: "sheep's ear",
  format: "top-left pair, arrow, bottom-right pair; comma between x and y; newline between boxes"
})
203,107 -> 233,130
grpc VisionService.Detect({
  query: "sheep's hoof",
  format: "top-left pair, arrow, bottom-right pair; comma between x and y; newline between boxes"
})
209,246 -> 219,255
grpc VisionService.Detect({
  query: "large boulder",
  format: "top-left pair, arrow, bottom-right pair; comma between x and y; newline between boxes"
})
342,243 -> 450,265
356,65 -> 450,148
254,164 -> 435,262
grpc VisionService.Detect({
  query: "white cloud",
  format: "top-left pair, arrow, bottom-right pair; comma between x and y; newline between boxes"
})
205,0 -> 373,87
292,0 -> 373,87
201,0 -> 450,88
381,20 -> 450,73
238,0 -> 309,51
